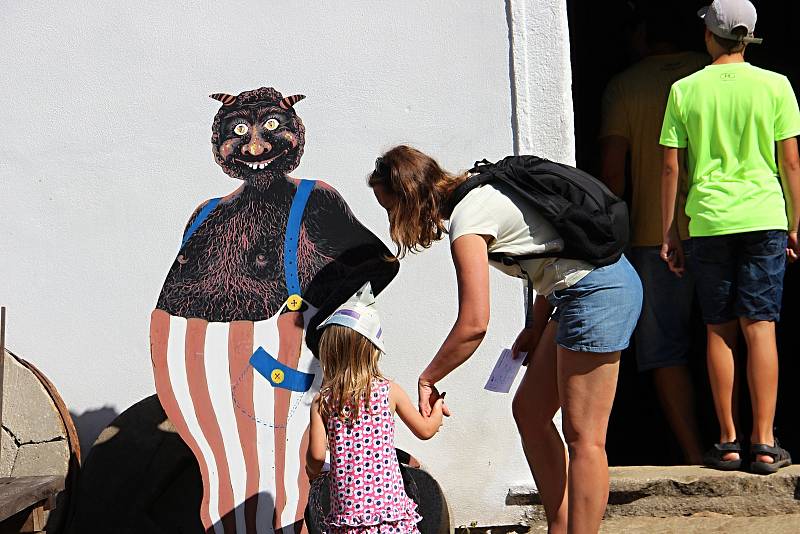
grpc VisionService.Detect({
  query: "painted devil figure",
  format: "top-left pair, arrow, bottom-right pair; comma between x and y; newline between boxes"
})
150,87 -> 398,533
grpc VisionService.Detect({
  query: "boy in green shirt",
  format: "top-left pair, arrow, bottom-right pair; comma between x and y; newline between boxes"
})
660,0 -> 800,474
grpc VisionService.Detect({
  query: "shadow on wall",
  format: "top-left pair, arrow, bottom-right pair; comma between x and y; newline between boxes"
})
69,406 -> 119,461
66,395 -> 205,533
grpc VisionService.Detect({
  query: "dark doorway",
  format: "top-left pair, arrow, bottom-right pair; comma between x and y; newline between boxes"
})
566,0 -> 800,466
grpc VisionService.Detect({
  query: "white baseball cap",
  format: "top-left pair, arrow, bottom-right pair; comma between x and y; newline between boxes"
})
317,282 -> 386,353
698,0 -> 763,44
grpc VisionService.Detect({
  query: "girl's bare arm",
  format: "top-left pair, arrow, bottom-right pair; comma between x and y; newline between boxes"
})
391,381 -> 444,440
305,394 -> 327,478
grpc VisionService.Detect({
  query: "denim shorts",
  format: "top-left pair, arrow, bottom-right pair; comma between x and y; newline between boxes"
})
628,242 -> 695,372
690,230 -> 787,324
547,255 -> 643,353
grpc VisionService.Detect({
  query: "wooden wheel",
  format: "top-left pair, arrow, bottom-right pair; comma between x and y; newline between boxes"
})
1,350 -> 80,533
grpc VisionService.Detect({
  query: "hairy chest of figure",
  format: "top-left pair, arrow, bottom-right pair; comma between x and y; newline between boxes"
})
156,185 -> 334,323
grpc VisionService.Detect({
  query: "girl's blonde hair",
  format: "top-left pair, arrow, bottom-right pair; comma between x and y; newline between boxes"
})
368,145 -> 468,258
318,324 -> 385,422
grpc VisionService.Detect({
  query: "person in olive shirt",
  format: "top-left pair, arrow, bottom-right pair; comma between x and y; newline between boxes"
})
660,0 -> 800,473
601,5 -> 707,465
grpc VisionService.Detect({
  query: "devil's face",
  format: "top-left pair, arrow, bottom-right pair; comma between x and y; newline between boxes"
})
211,88 -> 305,185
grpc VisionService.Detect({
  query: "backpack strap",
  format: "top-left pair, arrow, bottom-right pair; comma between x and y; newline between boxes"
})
283,179 -> 316,311
445,172 -> 496,216
490,250 -> 562,261
180,197 -> 221,249
469,159 -> 493,173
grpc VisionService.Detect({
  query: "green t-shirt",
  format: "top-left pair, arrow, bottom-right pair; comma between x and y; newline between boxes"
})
660,62 -> 800,236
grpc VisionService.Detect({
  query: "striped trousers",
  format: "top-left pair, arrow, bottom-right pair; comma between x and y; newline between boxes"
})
151,309 -> 320,533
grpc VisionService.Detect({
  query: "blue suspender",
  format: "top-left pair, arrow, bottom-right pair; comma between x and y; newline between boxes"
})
283,179 -> 315,306
180,197 -> 221,250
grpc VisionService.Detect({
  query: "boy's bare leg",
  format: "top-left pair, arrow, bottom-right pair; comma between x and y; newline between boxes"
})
706,321 -> 739,459
652,365 -> 704,464
740,318 -> 779,463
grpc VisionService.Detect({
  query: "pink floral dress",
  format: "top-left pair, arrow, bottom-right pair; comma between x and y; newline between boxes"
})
323,380 -> 422,533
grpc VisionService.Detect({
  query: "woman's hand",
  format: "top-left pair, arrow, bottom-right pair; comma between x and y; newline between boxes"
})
418,376 -> 451,418
512,295 -> 552,366
511,325 -> 543,365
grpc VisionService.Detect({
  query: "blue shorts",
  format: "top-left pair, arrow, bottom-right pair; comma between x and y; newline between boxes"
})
628,242 -> 695,372
547,255 -> 643,353
690,230 -> 787,324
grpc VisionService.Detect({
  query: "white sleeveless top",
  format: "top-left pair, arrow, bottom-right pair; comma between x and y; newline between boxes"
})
448,183 -> 594,296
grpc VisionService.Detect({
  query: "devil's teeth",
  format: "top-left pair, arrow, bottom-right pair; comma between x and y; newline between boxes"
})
241,160 -> 273,170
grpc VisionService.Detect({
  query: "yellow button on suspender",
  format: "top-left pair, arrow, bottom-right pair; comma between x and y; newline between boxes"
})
271,369 -> 285,384
286,294 -> 303,311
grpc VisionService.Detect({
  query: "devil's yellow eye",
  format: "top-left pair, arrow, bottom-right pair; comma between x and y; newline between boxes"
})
233,123 -> 248,136
264,118 -> 280,131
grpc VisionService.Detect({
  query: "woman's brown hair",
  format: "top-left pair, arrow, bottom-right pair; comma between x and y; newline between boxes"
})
318,324 -> 385,422
368,145 -> 467,258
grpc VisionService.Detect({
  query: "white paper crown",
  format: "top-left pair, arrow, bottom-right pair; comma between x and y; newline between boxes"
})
317,282 -> 385,353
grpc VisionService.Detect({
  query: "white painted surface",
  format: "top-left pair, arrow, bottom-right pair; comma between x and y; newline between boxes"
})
0,0 -> 573,527
509,0 -> 577,164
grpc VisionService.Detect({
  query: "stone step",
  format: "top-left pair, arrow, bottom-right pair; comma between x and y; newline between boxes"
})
506,465 -> 800,523
529,513 -> 800,534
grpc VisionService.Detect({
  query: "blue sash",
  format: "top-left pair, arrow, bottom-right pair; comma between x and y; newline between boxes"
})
249,347 -> 315,393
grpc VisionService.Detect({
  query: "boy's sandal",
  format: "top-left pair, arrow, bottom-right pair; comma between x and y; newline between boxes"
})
750,441 -> 792,475
703,441 -> 742,471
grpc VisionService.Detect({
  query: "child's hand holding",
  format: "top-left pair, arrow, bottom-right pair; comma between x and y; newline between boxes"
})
394,382 -> 446,440
427,394 -> 446,432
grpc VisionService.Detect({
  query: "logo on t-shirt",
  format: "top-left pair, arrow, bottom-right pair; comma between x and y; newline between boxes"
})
720,73 -> 736,81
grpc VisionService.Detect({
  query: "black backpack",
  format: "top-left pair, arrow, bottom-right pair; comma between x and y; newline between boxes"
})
446,155 -> 629,267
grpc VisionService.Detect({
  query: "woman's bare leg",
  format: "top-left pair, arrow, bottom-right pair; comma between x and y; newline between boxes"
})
512,322 -> 567,534
558,347 -> 620,534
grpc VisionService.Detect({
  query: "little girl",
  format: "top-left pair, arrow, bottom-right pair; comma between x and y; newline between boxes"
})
306,283 -> 445,533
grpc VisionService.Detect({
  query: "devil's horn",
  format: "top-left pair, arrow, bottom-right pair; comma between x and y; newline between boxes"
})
210,93 -> 237,106
279,94 -> 306,110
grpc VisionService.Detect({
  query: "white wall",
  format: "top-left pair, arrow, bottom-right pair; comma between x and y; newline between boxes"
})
0,0 -> 573,528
